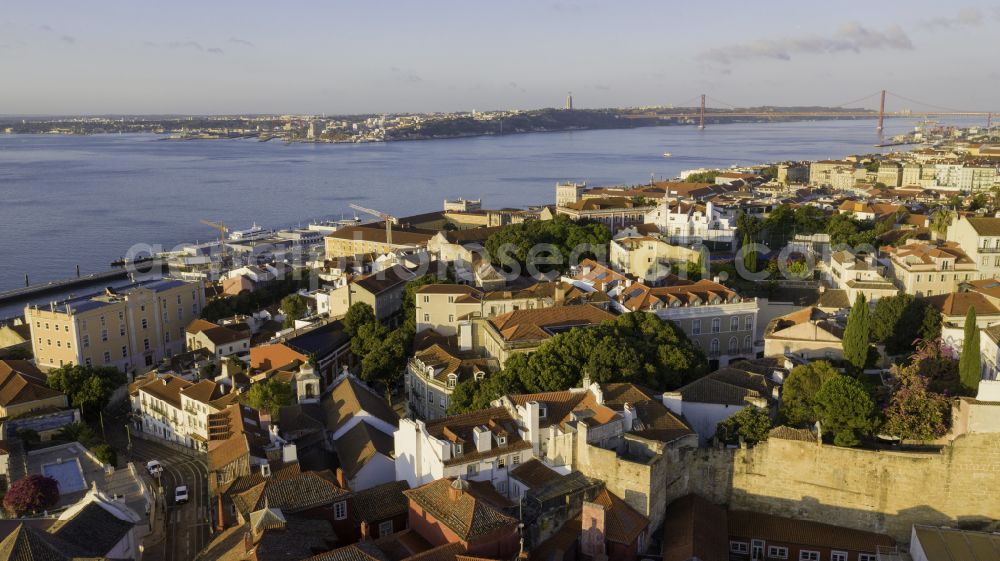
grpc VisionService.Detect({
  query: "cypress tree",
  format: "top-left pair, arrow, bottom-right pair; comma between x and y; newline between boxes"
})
959,305 -> 981,395
742,233 -> 756,273
842,293 -> 870,373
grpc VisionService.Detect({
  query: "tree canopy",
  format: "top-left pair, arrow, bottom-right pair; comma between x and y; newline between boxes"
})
825,213 -> 876,248
448,312 -> 707,413
47,364 -> 127,419
244,378 -> 292,416
344,302 -> 411,390
716,406 -> 772,446
813,375 -> 878,447
883,357 -> 951,441
959,306 -> 981,395
3,475 -> 60,516
870,294 -> 941,356
842,293 -> 872,373
201,274 -> 311,322
484,215 -> 611,276
779,360 -> 841,426
280,293 -> 309,327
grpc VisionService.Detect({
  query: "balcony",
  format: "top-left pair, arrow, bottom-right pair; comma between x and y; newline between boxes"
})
978,246 -> 1000,254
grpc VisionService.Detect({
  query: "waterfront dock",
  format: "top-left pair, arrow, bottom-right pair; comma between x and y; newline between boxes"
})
0,269 -> 129,307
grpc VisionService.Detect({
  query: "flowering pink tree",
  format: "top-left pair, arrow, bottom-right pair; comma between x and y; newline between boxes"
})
883,341 -> 953,441
2,475 -> 60,516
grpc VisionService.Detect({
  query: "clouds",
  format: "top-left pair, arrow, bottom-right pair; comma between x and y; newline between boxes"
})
919,7 -> 983,29
390,67 -> 422,84
697,22 -> 912,65
144,40 -> 224,54
228,37 -> 254,47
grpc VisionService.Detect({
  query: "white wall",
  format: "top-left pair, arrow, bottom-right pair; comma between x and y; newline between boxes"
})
350,454 -> 396,491
683,401 -> 747,445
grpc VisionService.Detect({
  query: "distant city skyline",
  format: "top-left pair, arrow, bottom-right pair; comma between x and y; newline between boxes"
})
2,0 -> 999,115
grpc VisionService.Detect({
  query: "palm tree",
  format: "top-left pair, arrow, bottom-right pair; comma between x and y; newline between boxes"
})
930,208 -> 955,238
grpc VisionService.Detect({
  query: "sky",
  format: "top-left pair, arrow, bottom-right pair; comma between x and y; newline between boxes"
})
1,0 -> 999,115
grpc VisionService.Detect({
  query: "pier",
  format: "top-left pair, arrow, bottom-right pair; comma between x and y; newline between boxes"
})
0,269 -> 131,307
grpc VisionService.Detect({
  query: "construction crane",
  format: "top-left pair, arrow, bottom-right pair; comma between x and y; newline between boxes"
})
200,219 -> 229,261
349,204 -> 399,245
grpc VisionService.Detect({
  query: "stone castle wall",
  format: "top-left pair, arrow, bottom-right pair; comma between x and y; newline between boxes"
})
667,432 -> 1000,542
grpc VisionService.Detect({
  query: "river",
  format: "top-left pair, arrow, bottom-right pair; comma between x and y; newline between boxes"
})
0,117 -> 982,300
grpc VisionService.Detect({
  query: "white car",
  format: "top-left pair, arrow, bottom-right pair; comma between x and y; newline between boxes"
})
174,485 -> 188,505
146,460 -> 163,477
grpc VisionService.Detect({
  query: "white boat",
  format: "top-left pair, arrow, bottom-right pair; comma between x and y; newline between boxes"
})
662,152 -> 672,158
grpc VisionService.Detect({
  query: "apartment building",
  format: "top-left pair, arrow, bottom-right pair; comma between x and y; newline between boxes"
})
554,197 -> 657,231
643,200 -> 736,247
809,160 -> 858,188
480,304 -> 616,366
405,343 -> 499,420
881,240 -> 977,297
947,215 -> 1000,281
935,162 -> 997,191
414,281 -> 601,337
828,250 -> 898,304
610,235 -> 701,283
763,307 -> 845,361
324,224 -> 435,261
185,319 -> 251,358
26,279 -> 204,373
325,264 -> 415,321
129,373 -> 240,451
394,407 -> 536,495
610,280 -> 758,369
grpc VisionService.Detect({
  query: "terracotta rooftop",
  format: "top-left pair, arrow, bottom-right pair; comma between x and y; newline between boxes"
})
661,494 -> 728,561
728,510 -> 895,553
675,367 -> 772,406
423,407 -> 531,467
488,304 -> 615,344
0,360 -> 65,409
233,471 -> 350,517
507,389 -> 619,430
403,479 -> 518,542
322,375 -> 399,434
349,480 -> 410,524
589,487 -> 649,545
333,421 -> 394,480
509,459 -> 561,490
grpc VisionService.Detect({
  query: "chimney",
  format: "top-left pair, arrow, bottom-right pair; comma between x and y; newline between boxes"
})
281,443 -> 297,464
662,391 -> 683,416
448,478 -> 468,501
473,426 -> 491,453
217,493 -> 226,531
360,521 -> 371,541
622,402 -> 635,432
335,467 -> 347,489
244,530 -> 253,553
261,463 -> 271,477
554,283 -> 566,305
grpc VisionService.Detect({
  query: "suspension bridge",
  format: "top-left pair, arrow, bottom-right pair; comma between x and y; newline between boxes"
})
624,90 -> 996,131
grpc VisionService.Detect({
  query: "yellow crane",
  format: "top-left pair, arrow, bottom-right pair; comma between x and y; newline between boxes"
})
200,219 -> 229,261
349,204 -> 399,245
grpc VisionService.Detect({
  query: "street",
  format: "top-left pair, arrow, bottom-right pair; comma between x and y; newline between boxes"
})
127,437 -> 212,561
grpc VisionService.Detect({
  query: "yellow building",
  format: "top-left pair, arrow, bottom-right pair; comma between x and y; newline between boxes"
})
324,224 -> 435,261
25,279 -> 204,373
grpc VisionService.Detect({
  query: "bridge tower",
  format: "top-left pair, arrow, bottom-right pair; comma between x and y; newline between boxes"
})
877,89 -> 886,132
699,94 -> 705,129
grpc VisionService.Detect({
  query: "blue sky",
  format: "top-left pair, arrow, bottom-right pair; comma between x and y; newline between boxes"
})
1,0 -> 998,115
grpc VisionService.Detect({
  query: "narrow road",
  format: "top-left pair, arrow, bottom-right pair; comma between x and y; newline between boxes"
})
128,438 -> 211,561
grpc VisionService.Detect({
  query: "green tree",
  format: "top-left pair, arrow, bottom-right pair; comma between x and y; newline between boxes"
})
870,294 -> 939,356
813,376 -> 877,447
280,294 -> 309,328
842,293 -> 872,373
742,233 -> 757,273
244,379 -> 293,415
684,170 -> 722,183
448,367 -> 525,414
484,215 -> 611,275
883,360 -> 951,441
959,306 -> 981,395
779,361 -> 841,425
47,364 -> 127,419
716,406 -> 772,446
343,302 -> 377,338
360,329 -> 409,387
736,212 -> 763,240
930,208 -> 955,237
91,443 -> 118,467
199,362 -> 218,380
56,422 -> 97,446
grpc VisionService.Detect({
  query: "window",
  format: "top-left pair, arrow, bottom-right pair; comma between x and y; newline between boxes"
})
120,325 -> 126,337
142,318 -> 148,329
768,546 -> 789,559
334,501 -> 347,520
101,329 -> 108,342
744,335 -> 752,351
122,346 -> 128,358
798,551 -> 819,561
378,520 -> 393,537
467,463 -> 479,476
498,456 -> 506,468
711,318 -> 720,333
497,435 -> 506,445
710,339 -> 719,356
119,311 -> 124,321
512,454 -> 521,465
728,337 -> 738,354
103,351 -> 111,364
731,316 -> 739,331
144,338 -> 151,351
831,552 -> 848,561
745,315 -> 753,330
448,296 -> 454,303
692,319 -> 701,335
729,542 -> 749,554
448,315 -> 454,323
423,314 -> 430,322
85,358 -> 92,367
858,555 -> 876,561
422,295 -> 429,303
496,480 -> 507,494
447,374 -> 457,388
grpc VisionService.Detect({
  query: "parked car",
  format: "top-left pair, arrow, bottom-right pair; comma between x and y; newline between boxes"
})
174,485 -> 188,505
146,460 -> 163,477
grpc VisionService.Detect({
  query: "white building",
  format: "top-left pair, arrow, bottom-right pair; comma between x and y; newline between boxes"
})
130,373 -> 241,451
643,200 -> 736,247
